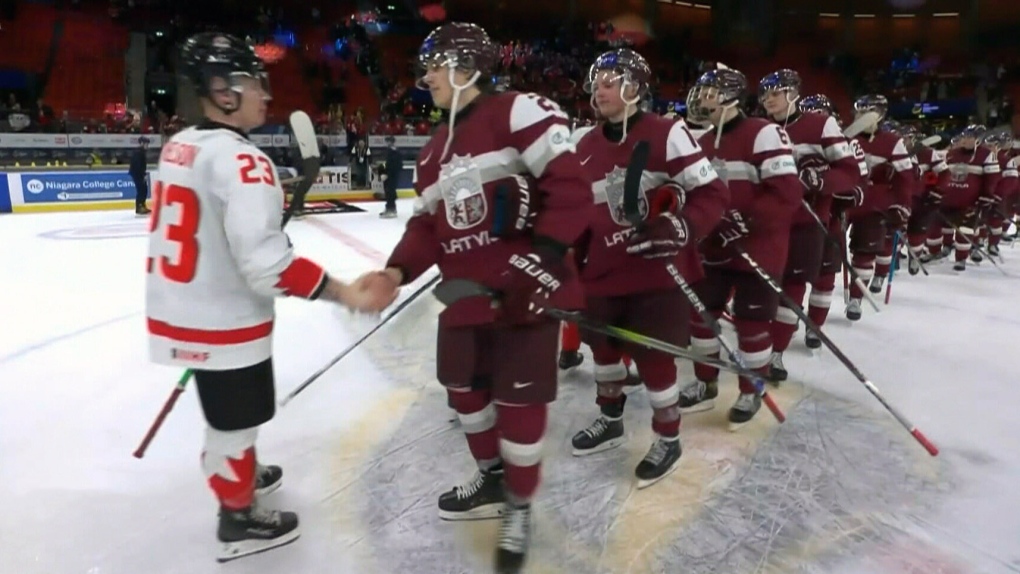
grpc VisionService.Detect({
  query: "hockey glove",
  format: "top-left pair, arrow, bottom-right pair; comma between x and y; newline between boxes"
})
491,175 -> 538,239
886,204 -> 910,229
923,188 -> 943,206
626,212 -> 691,259
832,186 -> 865,212
716,209 -> 750,248
799,167 -> 824,195
496,245 -> 569,325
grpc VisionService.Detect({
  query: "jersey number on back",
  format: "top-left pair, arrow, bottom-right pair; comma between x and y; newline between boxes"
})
147,181 -> 200,283
238,153 -> 277,185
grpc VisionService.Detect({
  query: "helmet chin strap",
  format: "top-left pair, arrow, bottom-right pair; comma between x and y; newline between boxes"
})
440,66 -> 480,163
713,99 -> 740,149
782,91 -> 799,130
619,80 -> 641,143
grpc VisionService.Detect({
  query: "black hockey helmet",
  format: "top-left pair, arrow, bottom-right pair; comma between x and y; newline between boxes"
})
798,94 -> 837,118
180,32 -> 270,107
853,94 -> 889,123
758,68 -> 802,103
951,123 -> 987,147
689,68 -> 748,121
583,48 -> 652,96
416,22 -> 498,87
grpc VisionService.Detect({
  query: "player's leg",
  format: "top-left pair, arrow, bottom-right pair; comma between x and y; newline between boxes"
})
770,224 -> 823,381
624,288 -> 688,488
194,359 -> 298,562
680,267 -> 729,413
436,326 -> 505,521
806,217 -> 842,348
846,213 -> 883,321
491,321 -> 560,572
728,271 -> 780,427
571,295 -> 628,455
558,321 -> 583,369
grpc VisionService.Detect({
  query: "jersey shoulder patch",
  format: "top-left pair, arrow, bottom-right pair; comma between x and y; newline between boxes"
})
508,91 -> 569,133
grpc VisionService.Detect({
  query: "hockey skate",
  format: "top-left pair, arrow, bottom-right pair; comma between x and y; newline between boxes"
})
988,244 -> 1001,257
558,350 -> 584,370
908,253 -> 922,275
970,249 -> 983,264
379,208 -> 397,219
678,379 -> 717,413
216,503 -> 300,563
767,351 -> 787,384
495,501 -> 532,574
845,298 -> 862,321
953,259 -> 967,272
437,466 -> 505,520
635,435 -> 681,489
728,392 -> 762,431
255,464 -> 283,497
868,276 -> 885,294
804,329 -> 822,349
571,397 -> 626,456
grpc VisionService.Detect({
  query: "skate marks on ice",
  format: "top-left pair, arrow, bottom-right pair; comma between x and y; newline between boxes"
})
323,313 -> 953,574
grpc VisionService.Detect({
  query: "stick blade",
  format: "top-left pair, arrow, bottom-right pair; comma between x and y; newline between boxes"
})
432,279 -> 493,306
920,135 -> 942,147
288,111 -> 320,160
842,111 -> 880,138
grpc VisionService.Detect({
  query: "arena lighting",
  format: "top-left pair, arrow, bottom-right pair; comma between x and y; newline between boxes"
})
933,12 -> 959,16
892,13 -> 916,18
819,12 -> 840,17
675,1 -> 692,5
854,13 -> 877,18
693,3 -> 710,8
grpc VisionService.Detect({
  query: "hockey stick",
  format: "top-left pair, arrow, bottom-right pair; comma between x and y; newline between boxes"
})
733,244 -> 939,456
279,273 -> 441,407
842,111 -> 880,139
840,213 -> 850,305
937,212 -> 1011,276
432,279 -> 770,381
801,200 -> 881,312
884,230 -> 900,305
134,111 -> 322,459
621,151 -> 784,423
281,110 -> 321,227
920,135 -> 942,147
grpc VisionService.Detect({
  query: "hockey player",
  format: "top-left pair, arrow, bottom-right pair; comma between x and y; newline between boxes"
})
567,49 -> 728,486
145,33 -> 396,562
929,124 -> 1001,271
355,22 -> 592,573
904,126 -> 949,275
679,68 -> 801,424
867,120 -> 917,291
757,70 -> 864,381
797,94 -> 866,345
844,95 -> 914,319
984,130 -> 1018,256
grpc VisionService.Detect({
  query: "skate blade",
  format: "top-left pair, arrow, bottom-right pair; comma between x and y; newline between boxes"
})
728,418 -> 756,432
438,503 -> 504,521
572,436 -> 626,457
636,460 -> 680,490
217,529 -> 300,563
255,479 -> 282,497
679,399 -> 715,415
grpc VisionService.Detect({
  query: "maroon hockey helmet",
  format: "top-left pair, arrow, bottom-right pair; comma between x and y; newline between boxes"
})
416,22 -> 498,86
583,49 -> 652,96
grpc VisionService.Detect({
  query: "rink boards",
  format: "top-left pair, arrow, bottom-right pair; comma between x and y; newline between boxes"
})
0,164 -> 418,213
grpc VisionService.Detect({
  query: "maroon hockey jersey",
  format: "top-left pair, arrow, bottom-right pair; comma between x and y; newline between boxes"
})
916,146 -> 949,199
850,131 -> 915,216
782,112 -> 865,226
940,146 -> 1000,210
995,149 -> 1019,200
574,113 -> 729,297
697,116 -> 802,277
386,91 -> 592,327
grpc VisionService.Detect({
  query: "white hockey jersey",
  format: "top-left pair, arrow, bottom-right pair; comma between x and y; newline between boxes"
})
146,125 -> 328,370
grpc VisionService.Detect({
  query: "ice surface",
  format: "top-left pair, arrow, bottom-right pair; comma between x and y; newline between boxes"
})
1,202 -> 1018,574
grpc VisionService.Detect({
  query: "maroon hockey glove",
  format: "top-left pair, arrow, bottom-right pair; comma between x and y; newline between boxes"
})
886,204 -> 910,229
716,209 -> 750,247
799,167 -> 824,195
626,212 -> 691,259
832,185 -> 865,212
496,245 -> 570,325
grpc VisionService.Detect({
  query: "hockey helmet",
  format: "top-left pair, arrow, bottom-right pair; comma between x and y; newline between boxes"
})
180,32 -> 270,105
689,68 -> 749,116
798,94 -> 838,120
980,128 -> 1013,150
416,22 -> 498,87
758,69 -> 802,104
950,124 -> 987,147
853,94 -> 889,123
878,119 -> 903,134
583,49 -> 652,96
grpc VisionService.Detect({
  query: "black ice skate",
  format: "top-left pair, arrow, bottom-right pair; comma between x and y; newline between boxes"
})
970,249 -> 983,264
571,396 -> 626,455
845,298 -> 862,321
988,244 -> 1001,257
767,352 -> 787,384
437,466 -> 505,520
869,276 -> 885,294
255,464 -> 283,497
635,435 -> 682,489
558,350 -> 584,370
495,501 -> 532,574
216,504 -> 300,563
728,392 -> 762,431
908,254 -> 921,275
953,259 -> 967,272
804,329 -> 822,349
678,379 -> 717,413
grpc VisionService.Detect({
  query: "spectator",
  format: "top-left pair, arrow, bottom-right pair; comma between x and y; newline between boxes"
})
380,135 -> 401,218
130,138 -> 150,215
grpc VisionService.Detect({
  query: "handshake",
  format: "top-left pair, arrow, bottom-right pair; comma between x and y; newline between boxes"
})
320,268 -> 404,314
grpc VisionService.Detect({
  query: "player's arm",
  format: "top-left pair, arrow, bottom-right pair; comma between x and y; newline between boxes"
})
384,198 -> 443,285
888,138 -> 917,207
750,124 -> 801,230
507,93 -> 593,256
981,149 -> 1003,199
664,120 -> 729,240
819,116 -> 864,193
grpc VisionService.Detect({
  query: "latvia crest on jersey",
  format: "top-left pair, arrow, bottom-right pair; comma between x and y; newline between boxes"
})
603,166 -> 647,226
439,154 -> 487,229
949,162 -> 969,184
